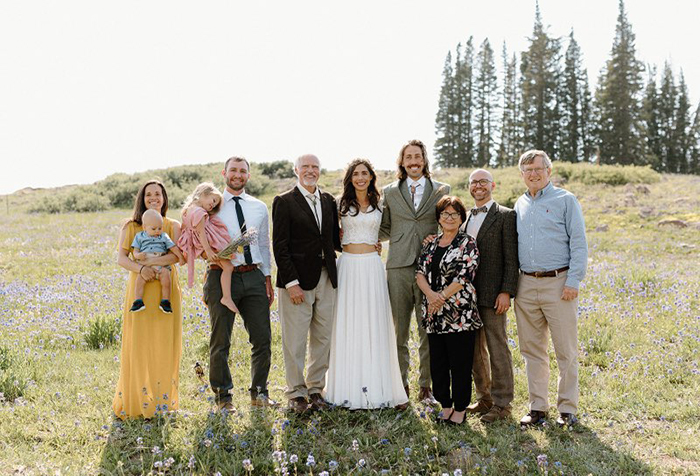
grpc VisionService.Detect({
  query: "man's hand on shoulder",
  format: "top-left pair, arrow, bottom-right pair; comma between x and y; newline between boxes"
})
561,286 -> 578,301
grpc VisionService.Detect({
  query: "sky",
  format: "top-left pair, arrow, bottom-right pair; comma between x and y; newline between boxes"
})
1,0 -> 699,195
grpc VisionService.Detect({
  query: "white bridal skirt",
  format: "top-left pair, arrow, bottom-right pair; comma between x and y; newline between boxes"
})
325,252 -> 408,409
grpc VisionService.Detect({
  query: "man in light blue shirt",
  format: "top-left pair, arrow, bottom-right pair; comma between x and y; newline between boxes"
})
514,150 -> 587,429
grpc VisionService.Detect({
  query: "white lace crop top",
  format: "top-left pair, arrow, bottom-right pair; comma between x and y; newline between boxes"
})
340,207 -> 382,245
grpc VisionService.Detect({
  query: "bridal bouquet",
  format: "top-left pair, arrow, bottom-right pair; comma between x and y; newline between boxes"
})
216,228 -> 258,260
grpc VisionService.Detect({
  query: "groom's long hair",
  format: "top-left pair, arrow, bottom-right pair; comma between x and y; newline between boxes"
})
339,159 -> 381,217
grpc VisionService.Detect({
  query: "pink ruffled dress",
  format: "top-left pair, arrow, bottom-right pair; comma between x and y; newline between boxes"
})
177,205 -> 231,287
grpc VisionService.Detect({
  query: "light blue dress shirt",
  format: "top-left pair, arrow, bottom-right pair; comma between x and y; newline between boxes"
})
218,189 -> 272,276
514,182 -> 588,289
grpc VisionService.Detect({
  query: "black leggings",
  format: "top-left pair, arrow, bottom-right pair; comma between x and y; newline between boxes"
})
428,330 -> 477,411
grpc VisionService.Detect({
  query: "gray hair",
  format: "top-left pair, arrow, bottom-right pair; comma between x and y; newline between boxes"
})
294,154 -> 320,169
518,150 -> 552,170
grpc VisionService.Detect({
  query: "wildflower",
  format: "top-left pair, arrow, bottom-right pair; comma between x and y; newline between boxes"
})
164,457 -> 174,468
404,447 -> 412,456
380,438 -> 389,445
153,461 -> 163,468
328,460 -> 338,470
537,454 -> 548,467
454,470 -> 463,476
187,455 -> 196,469
352,439 -> 359,451
432,436 -> 438,443
319,472 -> 329,476
362,386 -> 368,393
306,454 -> 316,467
289,454 -> 298,464
357,459 -> 366,467
152,446 -> 162,455
242,459 -> 254,472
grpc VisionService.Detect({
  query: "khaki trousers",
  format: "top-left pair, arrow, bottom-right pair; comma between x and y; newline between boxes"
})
387,265 -> 431,388
278,269 -> 336,399
514,271 -> 579,414
471,306 -> 514,409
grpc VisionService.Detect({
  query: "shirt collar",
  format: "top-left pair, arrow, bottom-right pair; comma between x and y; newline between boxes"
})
224,189 -> 248,202
296,182 -> 320,199
408,176 -> 426,188
473,199 -> 495,211
526,181 -> 553,199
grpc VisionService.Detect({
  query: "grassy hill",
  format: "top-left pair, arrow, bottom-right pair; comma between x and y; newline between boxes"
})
1,163 -> 699,474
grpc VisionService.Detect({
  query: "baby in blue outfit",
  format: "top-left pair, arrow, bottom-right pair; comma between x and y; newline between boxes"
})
130,209 -> 184,314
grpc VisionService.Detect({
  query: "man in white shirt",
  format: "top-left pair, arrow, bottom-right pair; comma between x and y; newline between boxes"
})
272,154 -> 341,413
205,156 -> 276,412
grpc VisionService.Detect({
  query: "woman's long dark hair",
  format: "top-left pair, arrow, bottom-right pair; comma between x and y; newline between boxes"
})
131,180 -> 169,224
339,159 -> 381,216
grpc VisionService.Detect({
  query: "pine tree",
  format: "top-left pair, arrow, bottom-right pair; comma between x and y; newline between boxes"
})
454,39 -> 476,167
497,45 -> 520,166
434,51 -> 459,167
641,66 -> 662,168
657,62 -> 678,172
520,3 -> 562,157
560,30 -> 589,162
580,72 -> 594,162
689,103 -> 700,174
594,0 -> 645,165
474,39 -> 499,166
674,72 -> 692,173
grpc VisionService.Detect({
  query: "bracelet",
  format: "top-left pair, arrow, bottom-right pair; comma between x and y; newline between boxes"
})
139,265 -> 145,276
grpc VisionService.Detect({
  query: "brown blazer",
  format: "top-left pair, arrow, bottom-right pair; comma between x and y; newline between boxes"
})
464,202 -> 519,308
272,187 -> 341,290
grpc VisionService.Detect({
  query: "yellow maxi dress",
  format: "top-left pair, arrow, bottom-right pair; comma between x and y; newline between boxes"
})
112,218 -> 183,419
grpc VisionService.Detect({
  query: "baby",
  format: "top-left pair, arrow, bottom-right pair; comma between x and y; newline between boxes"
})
130,209 -> 184,314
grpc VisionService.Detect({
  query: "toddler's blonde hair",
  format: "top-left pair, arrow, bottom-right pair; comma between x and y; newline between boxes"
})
181,182 -> 224,217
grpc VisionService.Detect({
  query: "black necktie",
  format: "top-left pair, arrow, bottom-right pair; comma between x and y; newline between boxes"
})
471,205 -> 488,216
308,194 -> 321,230
232,196 -> 253,265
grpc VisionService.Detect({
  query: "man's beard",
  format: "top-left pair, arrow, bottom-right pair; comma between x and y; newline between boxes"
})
227,178 -> 246,191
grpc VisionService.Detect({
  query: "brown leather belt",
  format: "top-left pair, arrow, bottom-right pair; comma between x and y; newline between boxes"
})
209,264 -> 258,273
522,266 -> 569,278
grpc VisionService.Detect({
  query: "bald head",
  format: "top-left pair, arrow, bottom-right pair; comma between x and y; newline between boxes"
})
469,168 -> 496,206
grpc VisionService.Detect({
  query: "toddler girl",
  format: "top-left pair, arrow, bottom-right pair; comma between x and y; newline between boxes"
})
178,182 -> 238,313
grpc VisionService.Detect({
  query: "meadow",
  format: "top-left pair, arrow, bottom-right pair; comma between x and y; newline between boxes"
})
0,164 -> 699,475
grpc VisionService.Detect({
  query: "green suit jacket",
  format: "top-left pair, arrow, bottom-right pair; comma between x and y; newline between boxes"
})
379,178 -> 450,269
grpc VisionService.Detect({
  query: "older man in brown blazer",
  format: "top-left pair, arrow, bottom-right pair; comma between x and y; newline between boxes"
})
462,168 -> 519,423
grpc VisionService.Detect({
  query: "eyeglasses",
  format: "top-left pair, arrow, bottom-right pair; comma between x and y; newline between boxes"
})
469,179 -> 492,187
439,211 -> 461,220
522,167 -> 547,175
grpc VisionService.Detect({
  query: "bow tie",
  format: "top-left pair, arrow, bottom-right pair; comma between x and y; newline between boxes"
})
471,206 -> 488,216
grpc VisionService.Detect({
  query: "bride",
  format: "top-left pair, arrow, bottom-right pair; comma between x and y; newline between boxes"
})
325,159 -> 408,409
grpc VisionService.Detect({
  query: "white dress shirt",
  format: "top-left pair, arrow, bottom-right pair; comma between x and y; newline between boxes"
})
285,183 -> 323,289
218,189 -> 272,276
296,183 -> 322,229
466,199 -> 494,241
407,176 -> 426,210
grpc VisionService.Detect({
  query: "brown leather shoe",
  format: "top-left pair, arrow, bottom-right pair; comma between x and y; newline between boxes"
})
251,394 -> 280,408
309,393 -> 329,410
480,405 -> 511,423
418,387 -> 438,405
466,400 -> 493,415
520,410 -> 547,428
217,401 -> 235,413
288,397 -> 308,414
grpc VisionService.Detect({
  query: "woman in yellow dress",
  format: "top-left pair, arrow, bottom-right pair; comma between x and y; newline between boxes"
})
113,180 -> 183,419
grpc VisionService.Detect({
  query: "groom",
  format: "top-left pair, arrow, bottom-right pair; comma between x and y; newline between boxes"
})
379,139 -> 450,403
272,154 -> 341,413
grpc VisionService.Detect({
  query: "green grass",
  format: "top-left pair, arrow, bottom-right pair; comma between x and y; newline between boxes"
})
1,166 -> 699,474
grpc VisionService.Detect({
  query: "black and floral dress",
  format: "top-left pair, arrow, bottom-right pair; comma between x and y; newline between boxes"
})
416,230 -> 482,334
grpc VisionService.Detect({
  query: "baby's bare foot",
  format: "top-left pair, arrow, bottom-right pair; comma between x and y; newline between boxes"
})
221,296 -> 239,314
